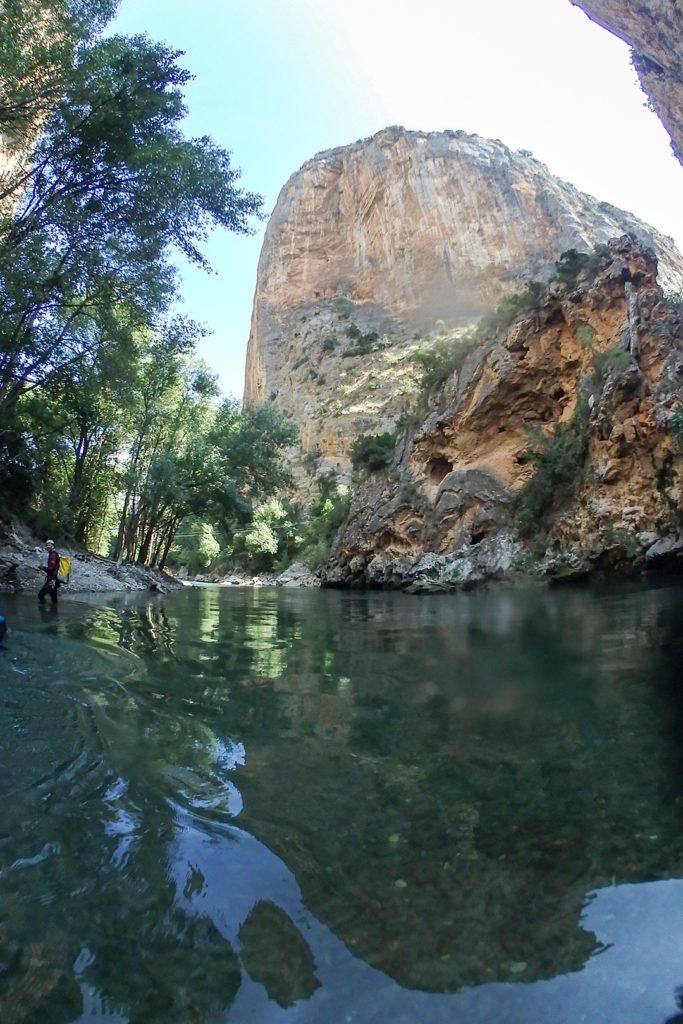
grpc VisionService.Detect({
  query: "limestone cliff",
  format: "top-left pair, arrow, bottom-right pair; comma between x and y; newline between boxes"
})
570,0 -> 683,166
244,129 -> 683,495
322,237 -> 683,590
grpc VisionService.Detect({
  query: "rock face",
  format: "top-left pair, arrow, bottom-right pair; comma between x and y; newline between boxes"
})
244,128 -> 683,493
571,0 -> 683,166
322,238 -> 683,590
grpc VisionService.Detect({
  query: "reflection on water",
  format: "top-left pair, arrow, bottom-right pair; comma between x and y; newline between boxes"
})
0,581 -> 682,1022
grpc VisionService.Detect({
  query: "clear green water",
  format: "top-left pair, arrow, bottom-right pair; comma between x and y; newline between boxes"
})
1,581 -> 683,1023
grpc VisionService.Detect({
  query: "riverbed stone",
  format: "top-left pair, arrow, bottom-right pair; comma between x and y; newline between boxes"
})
276,562 -> 321,587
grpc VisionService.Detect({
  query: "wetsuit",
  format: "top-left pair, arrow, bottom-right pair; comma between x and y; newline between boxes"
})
38,549 -> 60,603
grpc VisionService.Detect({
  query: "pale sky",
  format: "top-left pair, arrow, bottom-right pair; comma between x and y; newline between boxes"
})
112,0 -> 683,399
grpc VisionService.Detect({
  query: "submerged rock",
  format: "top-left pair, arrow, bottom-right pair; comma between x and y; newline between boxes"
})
276,562 -> 321,588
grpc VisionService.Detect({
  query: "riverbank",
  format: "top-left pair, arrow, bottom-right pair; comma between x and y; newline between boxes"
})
190,562 -> 321,590
0,525 -> 322,596
0,523 -> 181,596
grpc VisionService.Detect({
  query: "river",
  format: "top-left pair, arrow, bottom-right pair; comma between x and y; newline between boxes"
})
0,580 -> 682,1023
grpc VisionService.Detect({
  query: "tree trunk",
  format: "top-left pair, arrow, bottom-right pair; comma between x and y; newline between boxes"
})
158,520 -> 178,571
138,520 -> 156,565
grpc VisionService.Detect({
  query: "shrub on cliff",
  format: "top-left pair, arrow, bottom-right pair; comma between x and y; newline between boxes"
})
475,281 -> 545,339
350,432 -> 396,473
412,330 -> 479,392
335,298 -> 354,319
592,348 -> 632,383
342,324 -> 381,357
514,399 -> 590,537
297,472 -> 350,569
671,407 -> 683,445
552,245 -> 610,288
663,292 -> 683,316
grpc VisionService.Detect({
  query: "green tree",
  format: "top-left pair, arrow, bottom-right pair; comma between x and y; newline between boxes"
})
168,519 -> 220,575
412,330 -> 479,392
0,0 -> 116,167
0,33 -> 262,423
40,311 -> 140,544
112,325 -> 216,565
350,432 -> 396,473
297,472 -> 350,569
515,399 -> 590,537
239,497 -> 300,572
206,403 -> 298,532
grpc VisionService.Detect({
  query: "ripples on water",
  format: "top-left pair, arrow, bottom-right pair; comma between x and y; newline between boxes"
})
1,581 -> 683,1023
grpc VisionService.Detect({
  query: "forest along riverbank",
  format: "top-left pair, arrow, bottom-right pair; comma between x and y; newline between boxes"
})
0,524 -> 321,596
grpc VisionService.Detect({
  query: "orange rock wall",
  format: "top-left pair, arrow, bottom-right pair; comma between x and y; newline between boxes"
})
244,129 -> 683,493
326,239 -> 683,582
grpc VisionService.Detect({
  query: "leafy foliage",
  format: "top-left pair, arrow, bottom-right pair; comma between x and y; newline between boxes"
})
663,292 -> 683,316
334,298 -> 354,319
232,497 -> 300,572
552,245 -> 610,288
169,519 -> 220,575
577,324 -> 597,350
297,472 -> 351,569
342,324 -> 381,357
412,330 -> 479,392
592,348 -> 632,383
475,281 -> 545,339
0,0 -> 116,152
0,8 -> 296,572
0,33 -> 262,421
206,402 -> 298,524
350,432 -> 396,473
670,407 -> 683,445
514,399 -> 590,538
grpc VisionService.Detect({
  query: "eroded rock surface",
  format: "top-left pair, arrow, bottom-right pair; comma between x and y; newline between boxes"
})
571,0 -> 683,165
323,238 -> 683,590
244,129 -> 683,496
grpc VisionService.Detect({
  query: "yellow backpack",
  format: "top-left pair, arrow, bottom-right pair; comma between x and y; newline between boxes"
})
58,555 -> 71,584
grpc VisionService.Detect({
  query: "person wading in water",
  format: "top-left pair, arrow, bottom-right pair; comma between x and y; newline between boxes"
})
38,539 -> 60,604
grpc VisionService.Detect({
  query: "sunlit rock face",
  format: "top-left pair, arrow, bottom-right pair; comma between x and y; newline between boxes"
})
243,128 -> 683,493
323,238 -> 683,590
571,0 -> 683,166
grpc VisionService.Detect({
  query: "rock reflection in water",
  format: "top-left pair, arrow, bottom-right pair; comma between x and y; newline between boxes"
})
0,580 -> 682,1022
231,584 -> 683,992
170,819 -> 683,1024
239,902 -> 320,1008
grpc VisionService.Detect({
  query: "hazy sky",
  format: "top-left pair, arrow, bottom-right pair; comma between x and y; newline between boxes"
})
112,0 -> 683,399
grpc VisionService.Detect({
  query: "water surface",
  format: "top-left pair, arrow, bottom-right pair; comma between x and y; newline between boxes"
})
1,581 -> 683,1023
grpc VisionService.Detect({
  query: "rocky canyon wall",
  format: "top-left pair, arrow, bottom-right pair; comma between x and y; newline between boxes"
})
570,0 -> 683,166
244,128 -> 683,496
323,238 -> 683,590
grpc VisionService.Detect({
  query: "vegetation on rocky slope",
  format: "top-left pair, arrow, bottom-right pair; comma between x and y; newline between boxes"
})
322,239 -> 683,590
